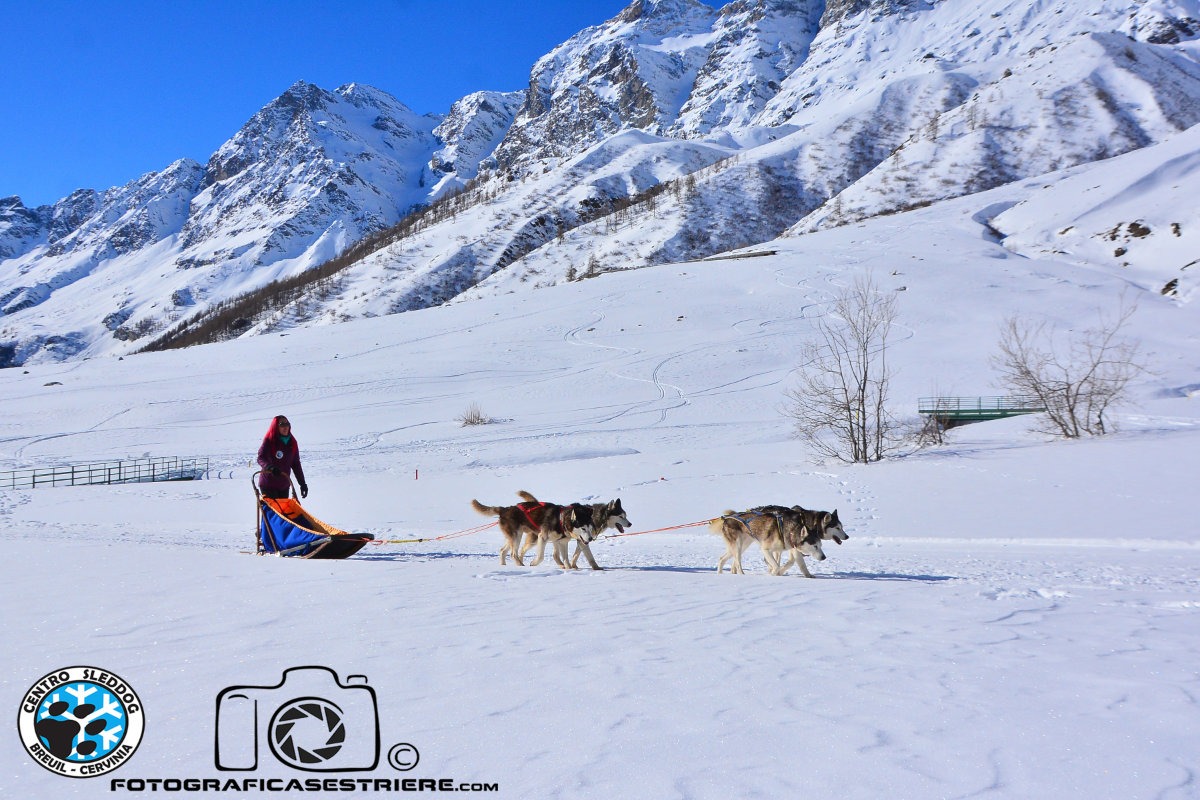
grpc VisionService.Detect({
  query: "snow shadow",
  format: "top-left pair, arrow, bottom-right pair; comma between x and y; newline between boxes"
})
354,550 -> 486,563
832,571 -> 956,583
612,565 -> 715,574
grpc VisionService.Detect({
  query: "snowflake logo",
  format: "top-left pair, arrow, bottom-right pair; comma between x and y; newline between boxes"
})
18,667 -> 145,779
37,682 -> 127,761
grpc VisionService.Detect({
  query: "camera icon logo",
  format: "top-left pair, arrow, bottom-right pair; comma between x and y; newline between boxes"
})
215,667 -> 379,772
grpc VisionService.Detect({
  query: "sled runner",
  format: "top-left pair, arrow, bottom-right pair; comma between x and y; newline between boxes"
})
252,472 -> 373,559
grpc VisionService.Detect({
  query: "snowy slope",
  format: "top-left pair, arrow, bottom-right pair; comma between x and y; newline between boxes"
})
297,130 -> 736,322
2,149 -> 1199,797
992,121 -> 1200,300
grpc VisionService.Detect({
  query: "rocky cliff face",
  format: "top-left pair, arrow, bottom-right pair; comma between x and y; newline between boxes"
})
430,91 -> 524,192
671,0 -> 822,137
493,0 -> 719,169
0,197 -> 49,260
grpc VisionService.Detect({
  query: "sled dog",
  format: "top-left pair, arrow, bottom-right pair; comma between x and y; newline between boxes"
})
747,504 -> 846,575
773,507 -> 846,577
516,491 -> 630,570
567,497 -> 631,570
525,502 -> 601,569
471,492 -> 597,568
709,506 -> 827,575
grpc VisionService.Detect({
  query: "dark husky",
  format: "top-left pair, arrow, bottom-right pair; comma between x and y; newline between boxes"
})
569,498 -> 631,570
526,502 -> 600,569
516,491 -> 630,570
470,491 -> 588,566
471,492 -> 595,567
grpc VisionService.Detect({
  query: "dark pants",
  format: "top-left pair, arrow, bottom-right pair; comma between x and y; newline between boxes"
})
260,486 -> 291,499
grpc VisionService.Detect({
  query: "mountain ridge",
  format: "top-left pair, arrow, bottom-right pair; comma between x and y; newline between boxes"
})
2,0 -> 1199,367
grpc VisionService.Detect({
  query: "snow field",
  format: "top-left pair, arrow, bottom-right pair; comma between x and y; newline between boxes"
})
3,173 -> 1199,797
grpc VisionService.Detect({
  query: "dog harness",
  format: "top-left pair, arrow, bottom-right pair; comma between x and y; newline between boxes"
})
518,501 -> 568,534
724,509 -> 788,538
725,509 -> 784,525
517,501 -> 545,530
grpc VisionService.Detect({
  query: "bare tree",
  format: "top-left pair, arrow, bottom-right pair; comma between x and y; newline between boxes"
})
991,297 -> 1147,438
784,274 -> 903,463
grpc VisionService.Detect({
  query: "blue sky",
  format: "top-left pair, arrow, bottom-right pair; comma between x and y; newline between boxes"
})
2,0 -> 719,208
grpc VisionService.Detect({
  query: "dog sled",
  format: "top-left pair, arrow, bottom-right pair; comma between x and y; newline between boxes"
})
252,472 -> 373,559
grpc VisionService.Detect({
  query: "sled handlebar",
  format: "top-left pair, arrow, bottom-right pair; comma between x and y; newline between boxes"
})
250,469 -> 298,500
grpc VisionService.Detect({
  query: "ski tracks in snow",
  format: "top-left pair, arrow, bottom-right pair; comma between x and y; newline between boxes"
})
562,309 -> 691,427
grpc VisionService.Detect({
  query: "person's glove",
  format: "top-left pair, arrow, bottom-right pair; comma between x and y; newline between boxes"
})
300,483 -> 309,499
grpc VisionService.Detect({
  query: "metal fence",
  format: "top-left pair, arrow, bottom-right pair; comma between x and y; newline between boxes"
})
0,456 -> 209,490
921,393 -> 1046,419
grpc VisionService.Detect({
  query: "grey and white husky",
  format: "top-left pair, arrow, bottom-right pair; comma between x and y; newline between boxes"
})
710,505 -> 845,576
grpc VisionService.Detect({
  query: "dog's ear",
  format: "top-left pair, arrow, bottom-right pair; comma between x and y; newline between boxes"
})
821,512 -> 832,527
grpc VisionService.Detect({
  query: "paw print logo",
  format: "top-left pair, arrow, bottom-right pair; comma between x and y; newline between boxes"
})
37,685 -> 125,761
18,667 -> 145,778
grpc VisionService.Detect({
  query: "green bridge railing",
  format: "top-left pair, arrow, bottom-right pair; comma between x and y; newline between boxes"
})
918,396 -> 1046,425
0,456 -> 209,490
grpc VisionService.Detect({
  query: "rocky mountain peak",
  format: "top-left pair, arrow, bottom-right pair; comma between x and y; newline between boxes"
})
431,91 -> 523,184
616,0 -> 713,24
493,0 -> 718,169
0,197 -> 45,260
273,80 -> 333,112
673,0 -> 822,136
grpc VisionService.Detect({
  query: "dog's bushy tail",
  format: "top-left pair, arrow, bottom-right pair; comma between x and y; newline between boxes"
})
471,499 -> 501,517
708,511 -> 736,535
516,490 -> 538,503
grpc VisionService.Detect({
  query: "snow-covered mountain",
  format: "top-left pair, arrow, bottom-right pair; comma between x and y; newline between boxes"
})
430,91 -> 525,193
670,0 -> 822,137
2,0 -> 1199,367
492,0 -> 721,168
0,82 -> 446,365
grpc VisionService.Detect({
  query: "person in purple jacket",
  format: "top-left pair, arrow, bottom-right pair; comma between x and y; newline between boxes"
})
257,415 -> 308,499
